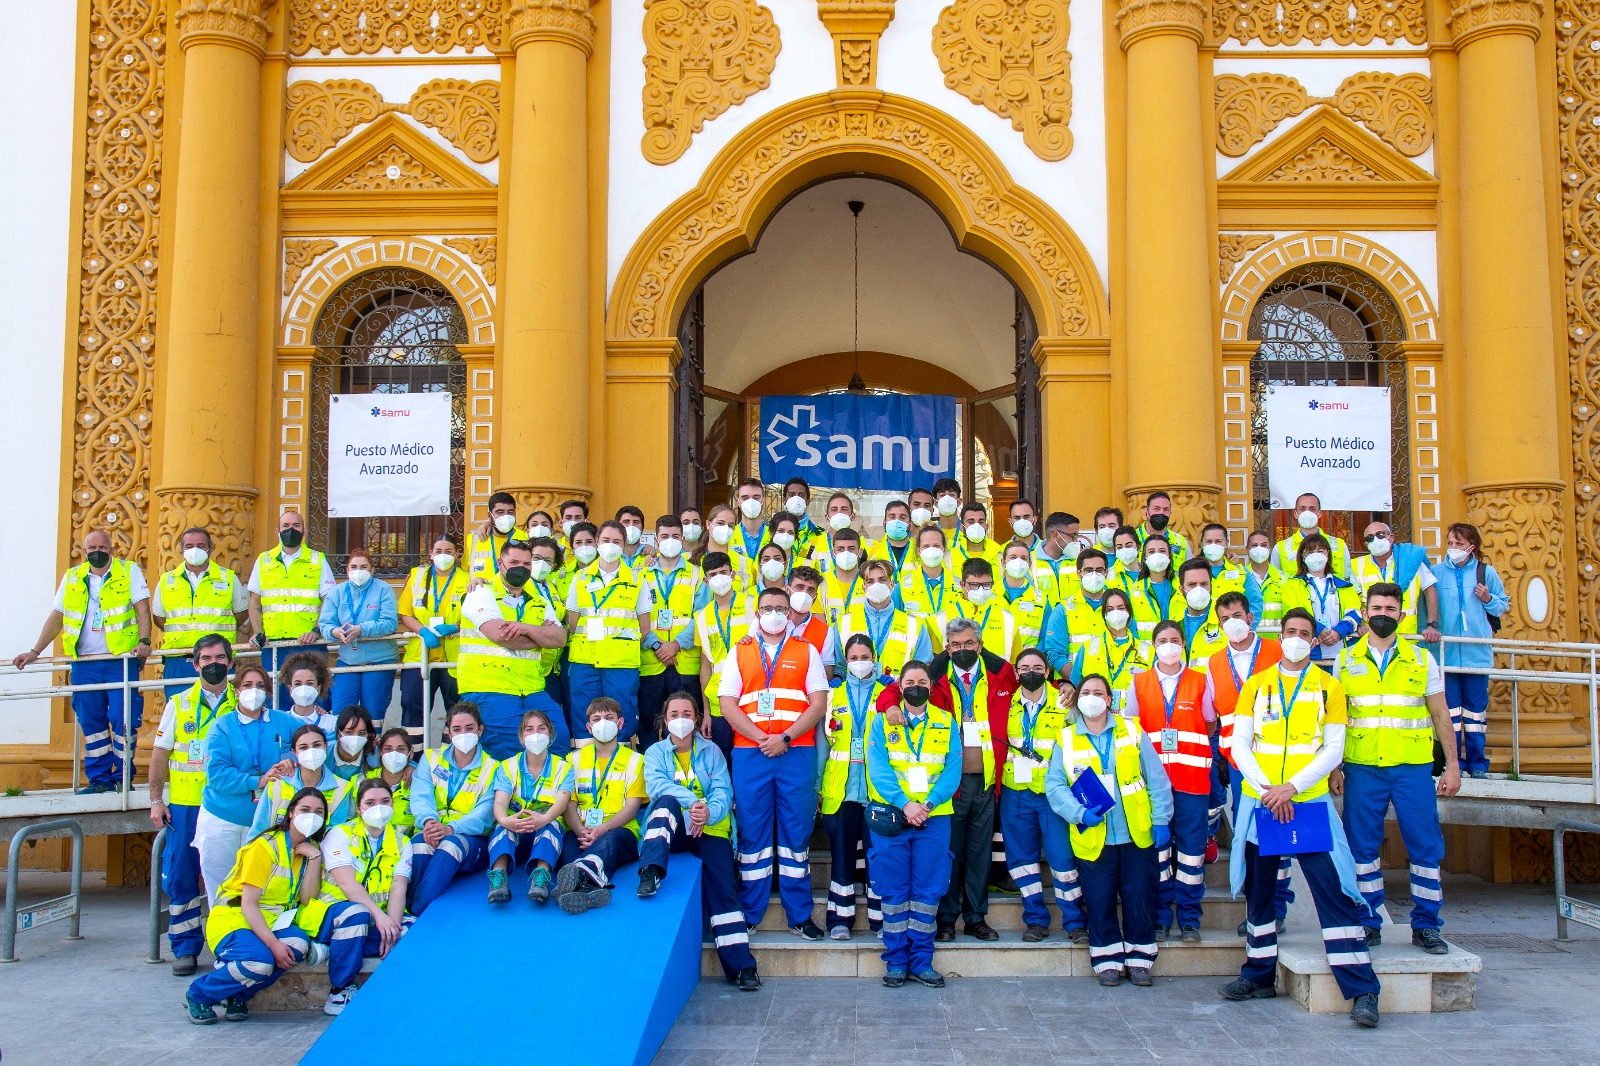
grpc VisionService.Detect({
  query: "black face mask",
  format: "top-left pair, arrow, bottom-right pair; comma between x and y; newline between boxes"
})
86,550 -> 111,569
199,662 -> 229,686
279,528 -> 304,550
1017,671 -> 1048,692
504,566 -> 531,589
950,648 -> 980,671
1148,513 -> 1170,531
1366,615 -> 1400,639
902,685 -> 930,707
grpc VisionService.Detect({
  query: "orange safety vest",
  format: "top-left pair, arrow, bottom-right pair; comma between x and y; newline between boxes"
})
791,615 -> 828,656
732,637 -> 816,748
1207,638 -> 1283,768
1133,668 -> 1212,794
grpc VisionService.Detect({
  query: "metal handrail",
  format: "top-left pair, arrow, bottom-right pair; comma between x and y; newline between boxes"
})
2,818 -> 84,962
1555,820 -> 1600,940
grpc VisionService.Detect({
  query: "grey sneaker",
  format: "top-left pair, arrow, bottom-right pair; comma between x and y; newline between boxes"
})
558,887 -> 612,915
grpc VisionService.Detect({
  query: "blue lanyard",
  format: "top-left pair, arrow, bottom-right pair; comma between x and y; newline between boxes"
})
505,592 -> 529,622
886,541 -> 909,574
865,604 -> 893,654
445,756 -> 477,810
1277,667 -> 1309,721
344,579 -> 372,621
425,567 -> 457,615
1086,726 -> 1115,775
1228,639 -> 1260,692
847,682 -> 873,733
243,715 -> 268,775
487,533 -> 507,573
1107,637 -> 1137,685
952,664 -> 982,718
520,754 -> 554,807
590,746 -> 621,801
712,598 -> 736,652
739,526 -> 762,559
907,714 -> 930,761
840,575 -> 860,612
653,566 -> 680,606
1160,672 -> 1182,727
757,639 -> 784,689
923,571 -> 945,613
1020,697 -> 1044,745
1370,643 -> 1396,679
532,581 -> 558,615
1309,575 -> 1335,616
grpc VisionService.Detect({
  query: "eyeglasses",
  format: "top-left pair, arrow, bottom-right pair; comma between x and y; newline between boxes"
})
1362,533 -> 1389,544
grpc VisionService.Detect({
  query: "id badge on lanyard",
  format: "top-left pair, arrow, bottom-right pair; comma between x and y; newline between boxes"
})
1012,756 -> 1038,784
583,806 -> 604,828
586,617 -> 606,642
756,690 -> 776,717
1160,728 -> 1179,753
906,766 -> 930,793
850,736 -> 865,763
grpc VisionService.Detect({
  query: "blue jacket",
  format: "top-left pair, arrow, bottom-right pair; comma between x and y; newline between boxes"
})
201,710 -> 299,826
1429,556 -> 1510,669
1043,718 -> 1173,842
865,711 -> 963,810
318,578 -> 400,666
407,748 -> 497,837
643,736 -> 734,828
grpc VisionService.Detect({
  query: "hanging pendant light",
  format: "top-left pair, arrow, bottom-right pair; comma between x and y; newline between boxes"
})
847,199 -> 867,393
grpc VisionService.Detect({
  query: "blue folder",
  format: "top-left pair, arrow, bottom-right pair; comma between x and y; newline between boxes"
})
1254,803 -> 1333,856
1070,768 -> 1116,816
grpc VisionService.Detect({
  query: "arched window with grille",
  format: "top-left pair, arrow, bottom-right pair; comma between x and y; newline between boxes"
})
309,267 -> 467,575
1249,263 -> 1411,545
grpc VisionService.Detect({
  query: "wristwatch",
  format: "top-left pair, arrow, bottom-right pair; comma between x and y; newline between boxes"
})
778,733 -> 792,747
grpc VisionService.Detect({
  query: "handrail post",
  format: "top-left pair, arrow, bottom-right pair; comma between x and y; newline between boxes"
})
66,822 -> 83,941
1590,649 -> 1599,805
120,654 -> 133,809
3,819 -> 86,963
1556,823 -> 1569,940
1510,646 -> 1520,778
421,638 -> 432,750
148,826 -> 167,963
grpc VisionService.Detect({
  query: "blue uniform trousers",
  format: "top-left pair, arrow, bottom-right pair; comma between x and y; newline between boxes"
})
566,664 -> 640,742
1241,843 -> 1381,1000
731,745 -> 819,927
187,926 -> 311,1006
1230,777 -> 1294,920
70,658 -> 139,786
463,689 -> 568,760
1077,841 -> 1159,974
330,667 -> 397,718
488,822 -> 564,877
639,796 -> 758,978
408,831 -> 489,915
399,665 -> 459,745
870,814 -> 952,975
1155,789 -> 1209,929
821,801 -> 882,933
1208,736 -> 1228,835
999,786 -> 1084,931
1445,673 -> 1490,774
559,825 -> 639,886
162,656 -> 198,702
1341,762 -> 1445,930
313,899 -> 375,990
162,803 -> 206,957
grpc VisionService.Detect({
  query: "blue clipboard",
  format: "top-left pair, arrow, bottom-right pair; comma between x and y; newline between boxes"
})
1070,768 -> 1116,817
1253,803 -> 1333,856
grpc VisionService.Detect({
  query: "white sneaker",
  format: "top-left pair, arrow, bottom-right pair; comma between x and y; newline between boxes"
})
324,985 -> 354,1016
828,926 -> 851,941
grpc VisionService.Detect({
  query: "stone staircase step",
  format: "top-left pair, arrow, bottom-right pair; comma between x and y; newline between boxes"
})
756,889 -> 1246,932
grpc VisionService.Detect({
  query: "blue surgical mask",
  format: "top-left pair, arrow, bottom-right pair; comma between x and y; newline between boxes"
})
884,519 -> 909,541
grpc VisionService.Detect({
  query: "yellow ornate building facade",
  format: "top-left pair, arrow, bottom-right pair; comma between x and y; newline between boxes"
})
3,0 -> 1596,787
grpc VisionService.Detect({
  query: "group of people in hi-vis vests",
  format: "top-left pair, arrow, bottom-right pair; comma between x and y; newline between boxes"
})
17,476 -> 1510,1029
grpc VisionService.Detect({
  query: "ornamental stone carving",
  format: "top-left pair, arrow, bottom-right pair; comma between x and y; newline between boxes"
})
1450,0 -> 1543,43
1260,138 -> 1383,181
332,145 -> 451,189
1123,485 -> 1218,539
283,239 -> 339,295
933,0 -> 1073,162
508,0 -> 596,52
1218,233 -> 1271,283
641,0 -> 781,165
443,236 -> 499,285
409,79 -> 502,163
175,0 -> 274,51
289,0 -> 505,55
1215,72 -> 1434,158
1468,482 -> 1568,642
1214,74 -> 1308,156
817,1 -> 897,87
285,78 -> 501,164
1210,0 -> 1427,45
155,487 -> 258,576
1115,0 -> 1206,46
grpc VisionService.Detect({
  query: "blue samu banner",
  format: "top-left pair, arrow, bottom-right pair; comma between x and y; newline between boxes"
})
758,394 -> 957,492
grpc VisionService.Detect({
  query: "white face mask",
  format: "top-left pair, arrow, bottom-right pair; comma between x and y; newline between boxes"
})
789,590 -> 815,614
1062,539 -> 1082,561
936,496 -> 960,517
1446,547 -> 1471,566
1077,694 -> 1108,719
1011,518 -> 1034,539
865,582 -> 893,606
1280,636 -> 1313,663
785,495 -> 808,516
834,551 -> 859,572
575,544 -> 598,565
1184,585 -> 1211,611
432,552 -> 455,573
527,523 -> 552,539
1004,557 -> 1031,581
589,719 -> 620,743
380,750 -> 409,774
361,804 -> 393,829
1202,543 -> 1226,563
1096,526 -> 1117,546
681,523 -> 703,542
710,524 -> 734,545
910,506 -> 932,527
919,546 -> 945,568
562,520 -> 578,538
348,568 -> 372,587
494,514 -> 517,535
847,659 -> 877,680
290,684 -> 320,708
962,522 -> 985,544
1297,509 -> 1319,531
183,546 -> 210,568
297,746 -> 327,772
1155,642 -> 1184,666
966,586 -> 993,606
657,537 -> 683,559
708,573 -> 735,597
666,717 -> 696,740
597,542 -> 624,564
759,609 -> 789,636
1080,572 -> 1107,595
623,526 -> 641,545
451,732 -> 480,755
528,559 -> 553,582
1303,551 -> 1329,574
1367,536 -> 1392,557
828,512 -> 852,531
771,531 -> 795,551
1105,608 -> 1130,631
238,688 -> 267,712
292,812 -> 325,838
1222,616 -> 1252,643
1248,545 -> 1271,565
338,734 -> 366,756
760,559 -> 786,583
1145,553 -> 1170,575
523,731 -> 551,755
739,498 -> 764,520
1115,546 -> 1139,566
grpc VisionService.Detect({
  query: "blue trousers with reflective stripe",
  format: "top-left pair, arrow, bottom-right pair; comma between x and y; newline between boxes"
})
566,664 -> 639,743
869,814 -> 952,975
1230,776 -> 1294,920
70,658 -> 138,786
408,832 -> 489,915
1155,789 -> 1209,929
731,745 -> 819,928
639,795 -> 757,979
559,825 -> 638,886
821,801 -> 881,933
1241,842 -> 1381,1000
999,786 -> 1083,931
1077,841 -> 1159,973
313,899 -> 374,990
187,926 -> 311,1006
1445,672 -> 1490,774
162,803 -> 206,957
162,656 -> 198,702
1341,761 -> 1445,930
489,821 -> 564,874
464,689 -> 568,762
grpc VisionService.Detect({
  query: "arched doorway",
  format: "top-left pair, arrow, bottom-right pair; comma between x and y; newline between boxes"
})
308,266 -> 467,574
1249,262 -> 1411,544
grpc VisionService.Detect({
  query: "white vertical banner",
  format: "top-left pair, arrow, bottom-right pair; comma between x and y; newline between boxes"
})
1265,385 -> 1393,510
326,393 -> 452,517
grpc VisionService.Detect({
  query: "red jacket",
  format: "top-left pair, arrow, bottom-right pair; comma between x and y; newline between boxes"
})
875,650 -> 1017,793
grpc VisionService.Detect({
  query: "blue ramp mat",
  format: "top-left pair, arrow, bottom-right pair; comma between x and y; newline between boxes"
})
302,855 -> 704,1066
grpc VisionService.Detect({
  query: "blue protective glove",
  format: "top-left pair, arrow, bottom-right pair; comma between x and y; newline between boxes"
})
1152,824 -> 1172,849
418,627 -> 442,650
1080,808 -> 1105,828
434,624 -> 458,637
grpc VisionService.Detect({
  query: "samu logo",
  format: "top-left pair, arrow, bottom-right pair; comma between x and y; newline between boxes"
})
1306,399 -> 1349,411
369,407 -> 411,417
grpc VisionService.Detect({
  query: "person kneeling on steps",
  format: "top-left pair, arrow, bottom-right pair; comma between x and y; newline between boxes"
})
556,697 -> 646,914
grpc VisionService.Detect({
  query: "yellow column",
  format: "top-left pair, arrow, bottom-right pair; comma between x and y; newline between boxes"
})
1036,338 -> 1112,510
1115,0 -> 1220,532
153,2 -> 273,572
498,1 -> 596,516
1452,0 -> 1584,767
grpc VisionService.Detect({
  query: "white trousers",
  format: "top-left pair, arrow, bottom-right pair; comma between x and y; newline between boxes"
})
193,808 -> 249,905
